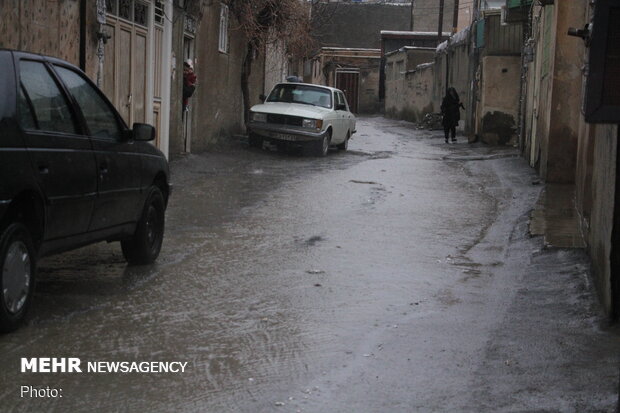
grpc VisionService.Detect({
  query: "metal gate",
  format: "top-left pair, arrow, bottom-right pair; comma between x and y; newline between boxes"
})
336,70 -> 360,113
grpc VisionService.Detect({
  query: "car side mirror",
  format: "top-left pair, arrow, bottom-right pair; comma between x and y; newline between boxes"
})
336,103 -> 346,111
132,123 -> 155,141
259,94 -> 266,103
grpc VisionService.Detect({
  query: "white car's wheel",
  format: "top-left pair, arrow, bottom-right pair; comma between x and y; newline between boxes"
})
337,132 -> 350,151
309,132 -> 331,157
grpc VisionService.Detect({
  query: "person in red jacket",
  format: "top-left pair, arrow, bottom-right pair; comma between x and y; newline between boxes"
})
182,59 -> 197,113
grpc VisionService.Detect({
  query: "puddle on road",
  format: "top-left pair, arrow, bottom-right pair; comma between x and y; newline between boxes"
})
0,123 -> 518,411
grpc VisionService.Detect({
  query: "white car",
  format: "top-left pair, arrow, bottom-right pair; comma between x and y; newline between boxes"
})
248,83 -> 356,156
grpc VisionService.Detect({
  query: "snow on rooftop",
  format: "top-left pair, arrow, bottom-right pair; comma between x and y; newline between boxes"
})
321,47 -> 381,52
381,30 -> 452,37
451,27 -> 470,45
434,26 -> 470,52
401,46 -> 437,50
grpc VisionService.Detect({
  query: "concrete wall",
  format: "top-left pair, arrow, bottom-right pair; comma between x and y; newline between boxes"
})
311,49 -> 382,114
411,0 -> 457,33
385,47 -> 437,122
477,56 -> 521,145
385,58 -> 436,123
264,37 -> 288,95
572,1 -> 618,317
384,12 -> 522,138
523,1 -> 618,316
0,0 -> 81,64
544,3 -> 585,183
404,48 -> 436,71
312,3 -> 410,49
0,0 -> 99,79
169,4 -> 265,156
526,4 -> 584,183
577,124 -> 618,315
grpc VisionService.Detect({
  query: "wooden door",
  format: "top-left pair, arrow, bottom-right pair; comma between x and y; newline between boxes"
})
103,1 -> 149,126
336,71 -> 359,114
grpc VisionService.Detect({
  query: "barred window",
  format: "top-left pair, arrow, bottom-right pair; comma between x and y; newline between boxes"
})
219,3 -> 229,53
155,0 -> 165,25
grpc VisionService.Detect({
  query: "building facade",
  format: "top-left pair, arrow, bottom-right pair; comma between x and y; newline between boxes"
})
0,0 -> 268,159
384,0 -> 620,319
1,0 -> 175,157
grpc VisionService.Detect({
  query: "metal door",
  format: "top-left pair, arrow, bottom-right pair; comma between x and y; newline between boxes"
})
336,70 -> 360,114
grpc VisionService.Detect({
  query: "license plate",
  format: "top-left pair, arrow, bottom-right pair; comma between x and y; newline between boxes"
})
271,132 -> 297,141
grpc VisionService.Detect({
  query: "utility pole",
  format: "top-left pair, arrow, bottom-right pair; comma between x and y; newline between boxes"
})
453,0 -> 460,34
438,0 -> 445,39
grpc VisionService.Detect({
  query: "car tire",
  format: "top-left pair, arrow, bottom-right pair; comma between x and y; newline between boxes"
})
249,133 -> 263,149
0,222 -> 36,333
121,187 -> 165,265
337,132 -> 350,151
309,131 -> 331,157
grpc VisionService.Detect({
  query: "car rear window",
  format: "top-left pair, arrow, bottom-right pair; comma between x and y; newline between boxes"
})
19,60 -> 78,135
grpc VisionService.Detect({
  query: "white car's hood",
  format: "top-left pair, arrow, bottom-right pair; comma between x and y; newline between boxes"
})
250,102 -> 331,119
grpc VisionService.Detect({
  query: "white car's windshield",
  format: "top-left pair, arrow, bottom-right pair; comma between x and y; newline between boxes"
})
267,84 -> 332,109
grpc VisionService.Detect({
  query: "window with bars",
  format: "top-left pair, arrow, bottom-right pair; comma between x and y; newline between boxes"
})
154,0 -> 165,26
219,3 -> 229,53
106,0 -> 149,27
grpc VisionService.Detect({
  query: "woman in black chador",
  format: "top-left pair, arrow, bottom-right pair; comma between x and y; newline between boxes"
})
441,87 -> 464,143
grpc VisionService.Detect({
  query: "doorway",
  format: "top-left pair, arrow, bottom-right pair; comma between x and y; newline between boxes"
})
336,70 -> 360,114
102,0 -> 150,126
182,34 -> 195,153
611,127 -> 620,320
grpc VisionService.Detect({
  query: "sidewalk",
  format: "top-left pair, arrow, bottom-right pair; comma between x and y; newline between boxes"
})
441,139 -> 620,412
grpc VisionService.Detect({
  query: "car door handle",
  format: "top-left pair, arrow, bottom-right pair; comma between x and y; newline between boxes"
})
38,165 -> 49,175
99,164 -> 109,174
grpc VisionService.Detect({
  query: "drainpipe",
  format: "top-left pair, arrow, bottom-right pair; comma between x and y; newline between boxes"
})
438,0 -> 445,39
95,0 -> 109,88
410,0 -> 415,31
469,0 -> 481,138
453,0 -> 460,33
79,0 -> 86,71
446,50 -> 450,94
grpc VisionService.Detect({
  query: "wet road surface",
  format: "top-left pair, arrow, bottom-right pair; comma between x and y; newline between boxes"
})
1,117 -> 618,412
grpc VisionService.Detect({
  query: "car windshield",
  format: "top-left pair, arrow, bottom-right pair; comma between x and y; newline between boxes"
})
267,84 -> 332,109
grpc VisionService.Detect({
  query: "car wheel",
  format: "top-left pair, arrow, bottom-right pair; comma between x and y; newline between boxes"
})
121,187 -> 165,265
310,131 -> 331,157
0,223 -> 36,333
249,133 -> 263,149
337,132 -> 350,151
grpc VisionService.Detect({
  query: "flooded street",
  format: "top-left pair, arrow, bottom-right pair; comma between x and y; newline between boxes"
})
1,117 -> 618,412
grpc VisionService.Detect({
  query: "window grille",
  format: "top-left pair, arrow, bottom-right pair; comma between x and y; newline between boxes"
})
219,3 -> 229,53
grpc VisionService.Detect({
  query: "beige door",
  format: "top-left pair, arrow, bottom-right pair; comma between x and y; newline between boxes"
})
103,0 -> 150,126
